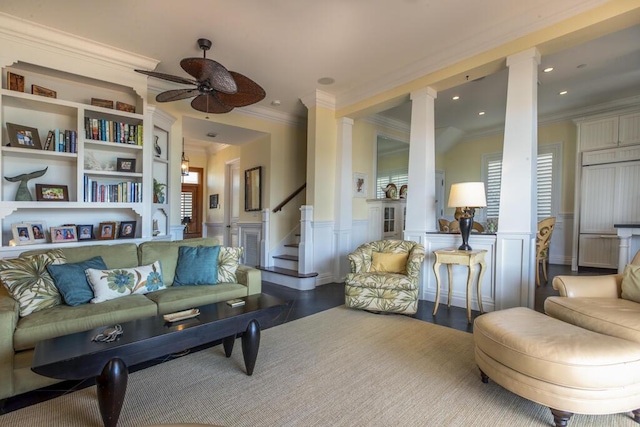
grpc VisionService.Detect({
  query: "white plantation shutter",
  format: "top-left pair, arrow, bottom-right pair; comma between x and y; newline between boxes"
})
536,152 -> 553,218
486,157 -> 502,218
180,192 -> 193,220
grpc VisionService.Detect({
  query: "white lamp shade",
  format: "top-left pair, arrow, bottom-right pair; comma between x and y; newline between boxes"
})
448,182 -> 487,208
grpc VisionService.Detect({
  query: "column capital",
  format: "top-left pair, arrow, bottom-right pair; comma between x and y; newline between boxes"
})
300,90 -> 336,110
410,86 -> 437,101
338,117 -> 354,126
506,48 -> 541,67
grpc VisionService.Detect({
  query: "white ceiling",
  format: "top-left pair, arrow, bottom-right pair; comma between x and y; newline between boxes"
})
1,0 -> 638,148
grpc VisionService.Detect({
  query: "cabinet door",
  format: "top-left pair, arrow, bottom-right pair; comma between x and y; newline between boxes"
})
619,112 -> 640,146
614,161 -> 640,225
578,235 -> 619,269
580,164 -> 616,233
579,117 -> 619,151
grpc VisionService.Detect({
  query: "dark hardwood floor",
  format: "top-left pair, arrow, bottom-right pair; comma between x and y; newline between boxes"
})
0,263 -> 615,415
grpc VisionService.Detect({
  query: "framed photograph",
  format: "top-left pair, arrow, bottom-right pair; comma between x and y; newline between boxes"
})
116,101 -> 136,113
6,123 -> 42,149
244,166 -> 262,212
35,184 -> 69,201
91,98 -> 114,109
7,72 -> 24,92
209,194 -> 219,209
11,223 -> 33,245
116,158 -> 136,172
51,226 -> 77,243
32,84 -> 57,98
97,222 -> 116,240
118,221 -> 136,239
353,172 -> 367,198
77,224 -> 93,241
27,221 -> 48,244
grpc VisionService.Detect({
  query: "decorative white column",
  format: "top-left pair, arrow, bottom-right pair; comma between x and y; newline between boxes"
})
299,205 -> 314,275
260,209 -> 270,268
495,48 -> 540,310
334,117 -> 354,280
405,87 -> 438,245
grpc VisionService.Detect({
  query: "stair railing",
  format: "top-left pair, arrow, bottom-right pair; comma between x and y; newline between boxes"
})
272,183 -> 306,213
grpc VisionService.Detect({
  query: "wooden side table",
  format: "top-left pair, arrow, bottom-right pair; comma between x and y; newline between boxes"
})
432,248 -> 487,323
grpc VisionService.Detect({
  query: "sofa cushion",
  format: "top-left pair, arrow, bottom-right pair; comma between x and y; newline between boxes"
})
370,252 -> 408,273
86,261 -> 164,303
21,243 -> 139,269
545,296 -> 640,344
218,247 -> 243,283
13,294 -> 157,351
174,245 -> 220,286
144,283 -> 247,315
46,256 -> 107,306
137,238 -> 219,286
345,272 -> 417,291
621,264 -> 640,303
0,250 -> 66,317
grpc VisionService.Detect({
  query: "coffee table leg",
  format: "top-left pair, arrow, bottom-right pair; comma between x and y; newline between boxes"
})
241,319 -> 260,376
96,358 -> 128,427
223,334 -> 236,357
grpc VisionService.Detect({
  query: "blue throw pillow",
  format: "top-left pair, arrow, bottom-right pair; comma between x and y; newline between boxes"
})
173,245 -> 220,286
47,256 -> 107,306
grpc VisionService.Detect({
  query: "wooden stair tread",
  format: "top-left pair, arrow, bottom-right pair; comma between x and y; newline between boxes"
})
284,243 -> 299,248
256,266 -> 318,278
273,254 -> 299,261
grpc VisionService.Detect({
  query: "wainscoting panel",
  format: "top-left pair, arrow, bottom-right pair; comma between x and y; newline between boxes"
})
239,223 -> 262,267
312,221 -> 335,285
203,222 -> 226,244
549,213 -> 573,265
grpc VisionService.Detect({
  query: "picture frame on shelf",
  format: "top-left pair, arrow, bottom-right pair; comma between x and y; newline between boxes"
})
7,72 -> 24,92
27,222 -> 48,244
116,158 -> 136,173
97,222 -> 116,240
51,226 -> 77,243
35,184 -> 69,202
6,123 -> 42,150
118,221 -> 136,239
91,98 -> 114,109
116,101 -> 136,113
11,223 -> 33,245
77,225 -> 93,241
32,85 -> 57,98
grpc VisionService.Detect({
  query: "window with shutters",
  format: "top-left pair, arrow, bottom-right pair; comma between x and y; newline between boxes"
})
480,143 -> 562,221
180,168 -> 203,238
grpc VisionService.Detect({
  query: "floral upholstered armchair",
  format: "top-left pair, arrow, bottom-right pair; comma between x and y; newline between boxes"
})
345,240 -> 426,314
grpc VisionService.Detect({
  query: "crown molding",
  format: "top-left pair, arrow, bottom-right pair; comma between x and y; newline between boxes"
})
300,90 -> 336,110
363,115 -> 411,134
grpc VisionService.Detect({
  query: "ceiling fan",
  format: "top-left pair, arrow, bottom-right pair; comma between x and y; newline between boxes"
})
135,38 -> 266,114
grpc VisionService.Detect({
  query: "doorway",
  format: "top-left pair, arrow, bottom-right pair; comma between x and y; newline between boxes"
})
225,160 -> 240,246
181,167 -> 203,239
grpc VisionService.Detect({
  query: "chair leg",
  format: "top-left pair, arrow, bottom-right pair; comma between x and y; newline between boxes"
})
535,259 -> 540,287
543,259 -> 549,283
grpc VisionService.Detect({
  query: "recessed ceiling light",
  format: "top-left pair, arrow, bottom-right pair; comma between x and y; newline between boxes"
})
206,132 -> 218,138
543,67 -> 554,73
559,90 -> 568,95
478,111 -> 485,116
317,77 -> 335,85
271,100 -> 281,106
577,64 -> 587,69
452,96 -> 460,100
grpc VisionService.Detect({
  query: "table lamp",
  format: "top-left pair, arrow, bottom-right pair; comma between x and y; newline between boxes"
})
447,182 -> 487,250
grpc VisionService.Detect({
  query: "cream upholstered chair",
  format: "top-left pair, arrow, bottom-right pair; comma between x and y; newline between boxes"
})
536,216 -> 556,286
345,240 -> 426,314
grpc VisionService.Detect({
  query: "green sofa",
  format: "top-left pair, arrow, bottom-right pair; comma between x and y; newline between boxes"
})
0,237 -> 261,400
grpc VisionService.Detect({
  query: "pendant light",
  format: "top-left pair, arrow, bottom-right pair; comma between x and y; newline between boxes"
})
181,138 -> 190,176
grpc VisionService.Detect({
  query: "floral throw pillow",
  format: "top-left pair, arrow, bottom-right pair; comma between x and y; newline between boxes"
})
218,247 -> 243,283
0,249 -> 66,317
85,260 -> 164,303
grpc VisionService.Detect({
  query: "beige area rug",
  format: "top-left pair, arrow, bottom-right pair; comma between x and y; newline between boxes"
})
1,306 -> 638,427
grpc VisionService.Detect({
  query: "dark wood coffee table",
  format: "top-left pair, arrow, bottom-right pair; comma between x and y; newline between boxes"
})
32,293 -> 288,427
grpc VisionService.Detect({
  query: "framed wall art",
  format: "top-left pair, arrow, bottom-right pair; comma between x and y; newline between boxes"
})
353,172 -> 367,198
244,166 -> 262,212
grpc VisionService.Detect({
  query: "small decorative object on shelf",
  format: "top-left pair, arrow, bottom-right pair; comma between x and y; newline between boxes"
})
7,72 -> 24,92
118,221 -> 136,239
35,184 -> 69,202
97,222 -> 116,240
116,158 -> 136,172
116,101 -> 135,113
32,85 -> 56,98
152,219 -> 160,236
153,178 -> 166,204
51,225 -> 78,242
381,183 -> 398,199
77,225 -> 93,240
4,167 -> 48,201
91,98 -> 114,109
154,136 -> 162,157
400,185 -> 407,199
486,218 -> 498,233
6,123 -> 42,149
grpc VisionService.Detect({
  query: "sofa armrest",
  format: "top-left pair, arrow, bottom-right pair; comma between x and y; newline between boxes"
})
0,291 -> 19,399
236,265 -> 262,295
552,274 -> 622,298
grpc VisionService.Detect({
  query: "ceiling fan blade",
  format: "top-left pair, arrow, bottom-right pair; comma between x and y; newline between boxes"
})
180,58 -> 237,94
134,69 -> 197,86
217,71 -> 266,107
191,93 -> 234,114
156,89 -> 201,103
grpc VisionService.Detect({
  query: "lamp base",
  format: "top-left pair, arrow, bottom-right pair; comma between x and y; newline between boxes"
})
458,243 -> 472,251
458,216 -> 473,251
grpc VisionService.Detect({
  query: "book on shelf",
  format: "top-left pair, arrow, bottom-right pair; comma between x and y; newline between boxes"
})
83,176 -> 142,203
84,117 -> 143,146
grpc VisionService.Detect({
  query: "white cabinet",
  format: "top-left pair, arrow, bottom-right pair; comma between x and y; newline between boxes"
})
578,111 -> 640,151
366,199 -> 406,241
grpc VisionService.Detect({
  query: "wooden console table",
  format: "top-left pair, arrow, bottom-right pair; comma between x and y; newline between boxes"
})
432,248 -> 487,323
